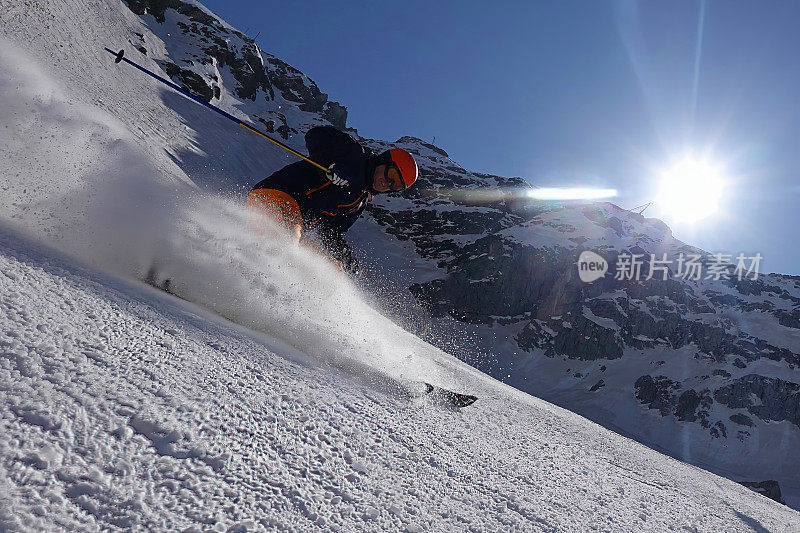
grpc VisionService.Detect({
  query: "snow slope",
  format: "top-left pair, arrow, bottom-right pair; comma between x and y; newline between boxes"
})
3,221 -> 800,531
1,0 -> 799,529
0,36 -> 450,394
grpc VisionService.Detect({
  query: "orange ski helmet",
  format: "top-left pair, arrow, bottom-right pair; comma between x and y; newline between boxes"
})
377,148 -> 418,190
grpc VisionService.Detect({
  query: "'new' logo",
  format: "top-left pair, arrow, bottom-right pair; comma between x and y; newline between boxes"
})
577,251 -> 608,283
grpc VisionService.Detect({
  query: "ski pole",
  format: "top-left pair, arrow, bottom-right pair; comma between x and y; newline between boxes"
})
103,48 -> 328,172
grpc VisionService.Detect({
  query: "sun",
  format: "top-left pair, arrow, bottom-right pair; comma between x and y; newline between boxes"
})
655,156 -> 726,224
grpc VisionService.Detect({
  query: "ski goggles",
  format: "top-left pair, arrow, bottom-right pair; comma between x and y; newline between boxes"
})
385,164 -> 405,192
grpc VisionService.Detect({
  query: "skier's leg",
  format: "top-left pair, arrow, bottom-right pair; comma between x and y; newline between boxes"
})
317,229 -> 359,274
246,188 -> 303,241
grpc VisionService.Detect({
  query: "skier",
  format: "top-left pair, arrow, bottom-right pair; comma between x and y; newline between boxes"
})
247,126 -> 418,273
107,50 -> 476,407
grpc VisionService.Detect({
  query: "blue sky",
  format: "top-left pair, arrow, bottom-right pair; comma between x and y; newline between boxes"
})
201,0 -> 800,274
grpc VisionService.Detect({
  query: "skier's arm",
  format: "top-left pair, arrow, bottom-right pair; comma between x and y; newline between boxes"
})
305,126 -> 358,166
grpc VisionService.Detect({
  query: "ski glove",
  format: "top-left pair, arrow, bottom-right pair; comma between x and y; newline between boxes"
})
325,164 -> 350,187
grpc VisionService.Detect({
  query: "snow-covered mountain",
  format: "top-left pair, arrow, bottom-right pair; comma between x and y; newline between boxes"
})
367,176 -> 800,507
1,0 -> 799,528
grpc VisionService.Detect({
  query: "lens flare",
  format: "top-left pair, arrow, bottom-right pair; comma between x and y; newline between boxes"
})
420,186 -> 618,205
656,156 -> 725,224
527,187 -> 618,200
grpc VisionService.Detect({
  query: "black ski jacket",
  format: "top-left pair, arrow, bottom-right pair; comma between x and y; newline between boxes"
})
250,126 -> 375,236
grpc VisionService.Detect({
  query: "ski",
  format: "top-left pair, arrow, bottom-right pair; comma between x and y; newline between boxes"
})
424,383 -> 478,408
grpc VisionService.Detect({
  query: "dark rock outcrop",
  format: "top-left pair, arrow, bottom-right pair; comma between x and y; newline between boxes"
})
729,413 -> 754,427
589,379 -> 605,392
123,0 -> 348,127
124,0 -> 176,23
161,61 -> 214,101
739,480 -> 785,505
635,376 -> 680,416
714,375 -> 800,427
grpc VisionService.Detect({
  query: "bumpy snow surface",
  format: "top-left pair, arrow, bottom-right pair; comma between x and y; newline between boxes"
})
3,227 -> 800,532
1,0 -> 799,530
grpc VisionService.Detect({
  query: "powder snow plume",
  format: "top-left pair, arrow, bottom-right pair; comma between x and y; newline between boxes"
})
0,38 -> 446,390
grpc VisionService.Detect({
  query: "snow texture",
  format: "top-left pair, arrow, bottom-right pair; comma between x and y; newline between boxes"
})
1,0 -> 799,530
2,220 -> 798,531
